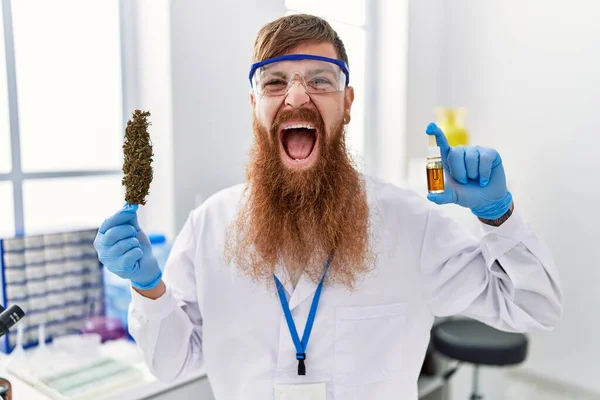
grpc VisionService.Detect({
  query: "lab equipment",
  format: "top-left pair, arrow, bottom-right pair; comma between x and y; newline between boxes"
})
37,323 -> 47,350
426,134 -> 445,194
434,107 -> 470,147
94,204 -> 162,290
0,321 -> 25,372
31,323 -> 53,373
80,316 -> 127,343
249,54 -> 350,96
0,228 -> 148,399
6,332 -> 145,400
102,269 -> 131,332
0,304 -> 25,337
0,321 -> 25,400
0,229 -> 103,353
0,301 -> 26,400
35,357 -> 142,399
149,234 -> 171,271
425,123 -> 513,220
52,332 -> 102,357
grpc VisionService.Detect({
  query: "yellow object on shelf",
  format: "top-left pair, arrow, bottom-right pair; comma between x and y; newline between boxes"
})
434,107 -> 470,147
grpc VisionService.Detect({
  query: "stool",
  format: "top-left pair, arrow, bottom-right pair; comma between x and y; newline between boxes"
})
432,318 -> 528,400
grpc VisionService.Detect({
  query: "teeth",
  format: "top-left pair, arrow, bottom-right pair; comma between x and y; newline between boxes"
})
283,123 -> 315,130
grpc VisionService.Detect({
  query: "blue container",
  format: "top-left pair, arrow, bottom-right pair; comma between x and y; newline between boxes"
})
148,234 -> 172,271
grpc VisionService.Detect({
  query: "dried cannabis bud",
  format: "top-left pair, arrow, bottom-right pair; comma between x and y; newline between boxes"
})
122,109 -> 153,205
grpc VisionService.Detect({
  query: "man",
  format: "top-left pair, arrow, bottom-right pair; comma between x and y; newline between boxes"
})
94,14 -> 562,400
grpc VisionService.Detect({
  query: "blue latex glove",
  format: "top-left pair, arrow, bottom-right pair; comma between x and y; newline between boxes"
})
93,203 -> 162,290
425,122 -> 513,220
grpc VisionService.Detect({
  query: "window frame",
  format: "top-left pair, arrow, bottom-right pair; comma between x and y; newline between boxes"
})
0,0 -> 128,235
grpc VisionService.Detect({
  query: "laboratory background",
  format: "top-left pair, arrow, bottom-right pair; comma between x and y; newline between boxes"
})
0,0 -> 595,399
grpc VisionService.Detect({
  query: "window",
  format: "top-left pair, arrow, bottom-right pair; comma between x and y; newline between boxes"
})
0,182 -> 14,237
0,0 -> 125,236
0,4 -> 11,174
284,1 -> 367,166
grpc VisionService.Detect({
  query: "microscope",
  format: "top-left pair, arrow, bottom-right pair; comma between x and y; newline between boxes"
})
0,304 -> 26,400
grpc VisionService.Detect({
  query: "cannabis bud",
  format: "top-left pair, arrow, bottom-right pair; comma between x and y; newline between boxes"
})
122,109 -> 153,205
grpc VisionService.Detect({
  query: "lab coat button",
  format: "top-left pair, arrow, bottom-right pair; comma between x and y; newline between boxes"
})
488,234 -> 497,242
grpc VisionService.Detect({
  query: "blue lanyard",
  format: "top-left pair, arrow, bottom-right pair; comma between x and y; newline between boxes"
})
274,259 -> 330,376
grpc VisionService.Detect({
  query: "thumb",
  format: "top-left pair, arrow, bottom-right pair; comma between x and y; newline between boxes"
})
427,186 -> 457,205
425,122 -> 451,160
125,203 -> 143,232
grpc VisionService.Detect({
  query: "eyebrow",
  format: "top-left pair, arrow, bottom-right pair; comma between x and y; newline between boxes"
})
265,71 -> 286,78
261,66 -> 339,79
311,67 -> 337,75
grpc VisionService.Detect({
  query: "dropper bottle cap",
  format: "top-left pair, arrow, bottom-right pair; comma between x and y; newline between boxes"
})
427,135 -> 441,158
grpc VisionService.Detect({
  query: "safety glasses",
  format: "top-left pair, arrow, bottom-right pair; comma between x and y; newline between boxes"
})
249,54 -> 350,97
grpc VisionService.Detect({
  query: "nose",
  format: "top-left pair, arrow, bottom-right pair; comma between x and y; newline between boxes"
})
284,79 -> 310,109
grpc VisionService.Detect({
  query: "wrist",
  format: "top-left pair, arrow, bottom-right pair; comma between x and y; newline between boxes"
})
471,191 -> 513,220
131,258 -> 163,290
133,280 -> 166,300
478,202 -> 514,226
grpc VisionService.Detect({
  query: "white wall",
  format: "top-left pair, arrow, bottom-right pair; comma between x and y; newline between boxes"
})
408,0 -> 600,396
371,0 -> 410,186
129,0 -> 176,242
169,0 -> 285,231
406,0 -> 447,165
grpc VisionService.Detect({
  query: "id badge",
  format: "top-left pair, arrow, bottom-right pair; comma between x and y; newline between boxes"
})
274,382 -> 327,400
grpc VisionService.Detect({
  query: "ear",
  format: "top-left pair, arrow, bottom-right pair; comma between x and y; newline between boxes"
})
344,86 -> 354,124
250,89 -> 256,109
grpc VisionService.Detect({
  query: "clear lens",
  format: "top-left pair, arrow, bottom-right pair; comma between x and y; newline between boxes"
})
253,59 -> 346,96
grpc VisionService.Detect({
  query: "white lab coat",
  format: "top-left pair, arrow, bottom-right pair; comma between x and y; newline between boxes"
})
128,174 -> 562,400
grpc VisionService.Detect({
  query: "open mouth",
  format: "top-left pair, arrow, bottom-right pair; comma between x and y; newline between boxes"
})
280,122 -> 318,165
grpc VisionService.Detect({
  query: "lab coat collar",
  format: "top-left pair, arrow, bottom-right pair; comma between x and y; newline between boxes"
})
275,261 -> 327,311
288,272 -> 321,310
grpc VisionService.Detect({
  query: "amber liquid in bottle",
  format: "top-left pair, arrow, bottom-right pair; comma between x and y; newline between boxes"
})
426,158 -> 444,193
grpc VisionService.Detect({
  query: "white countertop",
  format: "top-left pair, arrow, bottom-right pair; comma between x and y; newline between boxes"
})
0,338 -> 445,399
0,339 -> 208,400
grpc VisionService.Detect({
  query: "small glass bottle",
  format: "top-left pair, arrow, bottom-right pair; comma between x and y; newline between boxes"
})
426,136 -> 445,194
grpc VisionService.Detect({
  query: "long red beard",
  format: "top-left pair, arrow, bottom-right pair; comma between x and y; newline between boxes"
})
224,108 -> 375,290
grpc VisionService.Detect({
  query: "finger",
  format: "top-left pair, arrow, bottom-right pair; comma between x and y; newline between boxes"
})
447,147 -> 467,184
425,123 -> 451,160
98,237 -> 140,263
110,247 -> 144,273
110,237 -> 141,258
101,224 -> 138,246
478,147 -> 501,187
99,203 -> 139,234
123,202 -> 143,232
427,185 -> 458,205
465,147 -> 480,181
